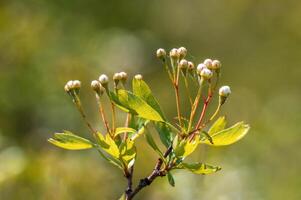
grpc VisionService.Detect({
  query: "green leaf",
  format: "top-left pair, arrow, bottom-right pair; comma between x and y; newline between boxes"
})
119,139 -> 136,168
201,122 -> 250,146
208,116 -> 227,135
116,89 -> 164,122
180,162 -> 221,175
167,172 -> 175,187
48,131 -> 93,150
174,136 -> 200,159
154,122 -> 173,148
145,130 -> 164,158
108,91 -> 131,113
118,194 -> 126,200
97,133 -> 120,158
114,127 -> 137,137
132,78 -> 165,119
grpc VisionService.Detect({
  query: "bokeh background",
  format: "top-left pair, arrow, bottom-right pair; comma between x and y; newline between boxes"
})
0,0 -> 300,199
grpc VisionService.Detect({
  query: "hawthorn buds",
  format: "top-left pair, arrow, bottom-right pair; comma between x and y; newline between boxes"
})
169,48 -> 179,59
177,47 -> 187,59
204,58 -> 213,69
134,74 -> 143,80
91,80 -> 105,97
64,80 -> 81,95
212,60 -> 221,70
187,61 -> 194,70
156,48 -> 166,60
219,85 -> 231,105
99,74 -> 109,85
199,68 -> 213,80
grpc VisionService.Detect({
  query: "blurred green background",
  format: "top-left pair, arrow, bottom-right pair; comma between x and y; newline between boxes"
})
0,0 -> 300,199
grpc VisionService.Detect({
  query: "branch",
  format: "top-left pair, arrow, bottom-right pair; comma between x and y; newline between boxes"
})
126,146 -> 173,200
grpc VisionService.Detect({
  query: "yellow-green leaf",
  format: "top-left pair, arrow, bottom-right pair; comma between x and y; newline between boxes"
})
180,162 -> 221,175
202,122 -> 250,146
119,139 -> 136,168
167,172 -> 175,187
117,89 -> 164,122
114,127 -> 137,136
174,136 -> 200,159
132,78 -> 165,119
48,131 -> 93,150
97,133 -> 120,158
208,116 -> 227,135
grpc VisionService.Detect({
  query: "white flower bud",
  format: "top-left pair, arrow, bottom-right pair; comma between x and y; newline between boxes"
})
179,59 -> 188,69
99,74 -> 109,85
91,80 -> 100,90
197,63 -> 207,74
66,80 -> 74,89
212,60 -> 221,69
156,48 -> 166,59
72,80 -> 81,89
200,68 -> 213,79
204,58 -> 213,69
188,61 -> 194,70
119,71 -> 128,80
64,84 -> 70,92
169,48 -> 179,59
177,47 -> 187,59
113,72 -> 122,81
134,74 -> 143,80
219,86 -> 231,97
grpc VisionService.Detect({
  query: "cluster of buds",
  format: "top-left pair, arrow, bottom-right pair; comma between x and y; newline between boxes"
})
113,71 -> 128,85
64,80 -> 81,96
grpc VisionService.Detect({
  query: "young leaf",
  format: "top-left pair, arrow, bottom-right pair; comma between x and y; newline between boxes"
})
167,172 -> 175,187
154,122 -> 173,148
119,139 -> 136,168
48,131 -> 93,150
117,90 -> 164,122
114,127 -> 137,137
174,136 -> 200,159
201,122 -> 250,146
132,78 -> 165,119
97,133 -> 120,158
179,162 -> 221,175
145,130 -> 164,159
208,116 -> 227,135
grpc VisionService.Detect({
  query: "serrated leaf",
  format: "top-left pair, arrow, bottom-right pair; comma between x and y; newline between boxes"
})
180,162 -> 221,175
167,172 -> 175,187
97,133 -> 120,158
174,136 -> 200,159
116,90 -> 164,122
145,130 -> 164,158
48,131 -> 93,150
201,122 -> 250,146
132,78 -> 165,119
154,122 -> 173,148
208,116 -> 227,135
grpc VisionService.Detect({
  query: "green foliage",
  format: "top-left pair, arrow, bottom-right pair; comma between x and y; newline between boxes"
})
145,130 -> 164,159
48,131 -> 94,150
167,172 -> 175,187
174,135 -> 200,159
201,120 -> 250,146
178,162 -> 221,175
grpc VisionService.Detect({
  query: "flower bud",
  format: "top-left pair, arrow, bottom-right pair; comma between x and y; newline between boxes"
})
156,48 -> 166,60
99,74 -> 109,85
134,74 -> 143,80
197,63 -> 207,74
64,80 -> 73,92
72,80 -> 81,89
200,68 -> 213,79
219,86 -> 231,97
187,61 -> 194,70
169,48 -> 179,59
179,59 -> 188,69
212,60 -> 221,69
177,47 -> 187,59
204,58 -> 213,69
113,72 -> 122,81
91,80 -> 105,96
119,71 -> 128,81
